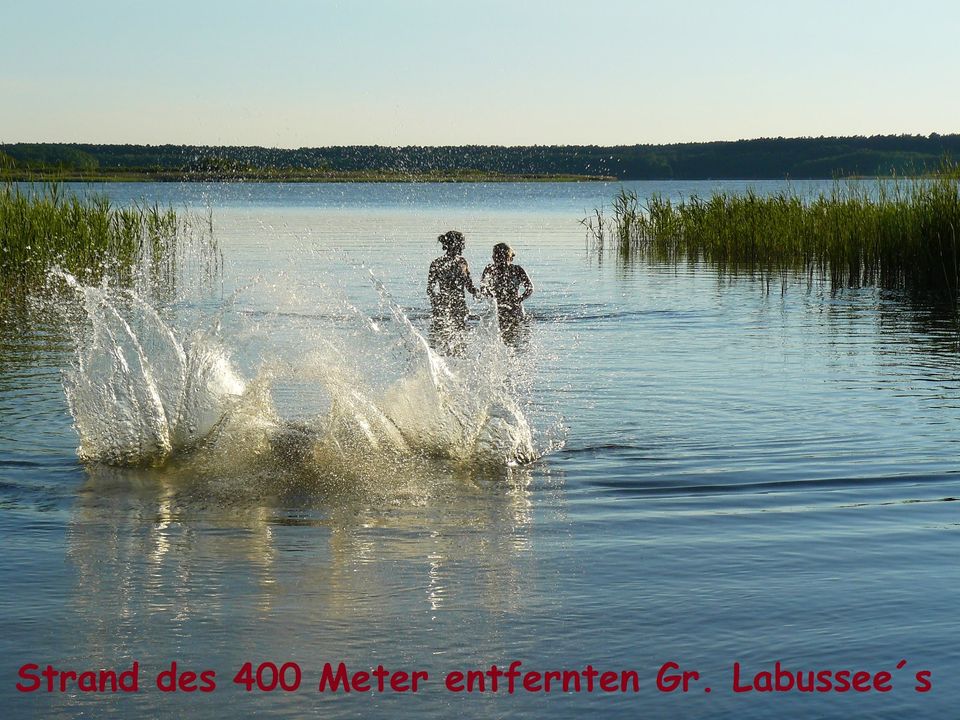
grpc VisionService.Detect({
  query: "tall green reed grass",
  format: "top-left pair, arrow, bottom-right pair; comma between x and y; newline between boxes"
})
588,166 -> 960,295
0,181 -> 207,297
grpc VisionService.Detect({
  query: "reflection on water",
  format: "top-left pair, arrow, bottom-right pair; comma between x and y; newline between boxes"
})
69,460 -> 538,616
56,458 -> 555,718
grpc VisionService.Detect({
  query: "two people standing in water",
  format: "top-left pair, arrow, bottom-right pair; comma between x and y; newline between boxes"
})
427,230 -> 533,354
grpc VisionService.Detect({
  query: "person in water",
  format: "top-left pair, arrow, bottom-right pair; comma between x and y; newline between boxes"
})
480,243 -> 534,346
427,230 -> 478,355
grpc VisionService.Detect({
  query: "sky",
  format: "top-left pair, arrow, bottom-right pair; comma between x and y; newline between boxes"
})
2,0 -> 958,147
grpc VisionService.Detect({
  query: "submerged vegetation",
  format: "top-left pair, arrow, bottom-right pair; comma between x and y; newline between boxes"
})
0,181 -> 215,297
586,165 -> 960,295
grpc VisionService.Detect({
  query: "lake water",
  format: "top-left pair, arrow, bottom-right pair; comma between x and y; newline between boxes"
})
2,181 -> 958,719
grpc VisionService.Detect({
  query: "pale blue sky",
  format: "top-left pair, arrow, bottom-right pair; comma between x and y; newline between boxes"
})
2,0 -> 957,146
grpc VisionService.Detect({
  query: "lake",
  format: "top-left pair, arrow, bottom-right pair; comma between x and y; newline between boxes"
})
2,180 -> 958,719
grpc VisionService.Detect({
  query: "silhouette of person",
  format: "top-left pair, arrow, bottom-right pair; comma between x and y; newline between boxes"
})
427,230 -> 478,355
480,243 -> 534,346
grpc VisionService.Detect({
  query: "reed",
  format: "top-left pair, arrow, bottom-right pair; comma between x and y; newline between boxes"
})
593,166 -> 960,294
0,181 -> 184,294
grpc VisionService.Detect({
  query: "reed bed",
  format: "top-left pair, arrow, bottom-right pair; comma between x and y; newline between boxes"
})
590,167 -> 960,294
0,181 -> 185,294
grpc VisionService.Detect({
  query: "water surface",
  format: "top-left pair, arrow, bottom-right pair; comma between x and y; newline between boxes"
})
2,181 -> 958,719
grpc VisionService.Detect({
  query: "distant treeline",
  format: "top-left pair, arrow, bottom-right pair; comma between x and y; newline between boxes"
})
1,135 -> 958,180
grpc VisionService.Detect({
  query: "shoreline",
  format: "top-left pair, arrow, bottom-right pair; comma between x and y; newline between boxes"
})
0,170 -> 615,184
2,170 -> 939,184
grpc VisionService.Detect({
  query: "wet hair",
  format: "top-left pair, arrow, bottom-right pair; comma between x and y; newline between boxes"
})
438,230 -> 465,249
493,243 -> 514,263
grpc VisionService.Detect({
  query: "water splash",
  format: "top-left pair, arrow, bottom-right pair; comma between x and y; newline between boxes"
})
56,271 -> 245,465
54,267 -> 555,478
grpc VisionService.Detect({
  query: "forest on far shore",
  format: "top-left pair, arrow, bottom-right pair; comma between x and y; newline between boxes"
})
1,134 -> 957,181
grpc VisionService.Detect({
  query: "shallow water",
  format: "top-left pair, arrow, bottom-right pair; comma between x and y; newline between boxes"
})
2,181 -> 958,719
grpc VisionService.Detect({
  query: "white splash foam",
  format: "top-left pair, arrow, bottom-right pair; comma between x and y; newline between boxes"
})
56,269 -> 546,473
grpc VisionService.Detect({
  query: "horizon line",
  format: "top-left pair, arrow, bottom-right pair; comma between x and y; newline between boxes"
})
2,132 -> 957,151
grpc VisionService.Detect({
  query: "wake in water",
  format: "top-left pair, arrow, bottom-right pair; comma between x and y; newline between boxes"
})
52,267 -> 560,482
